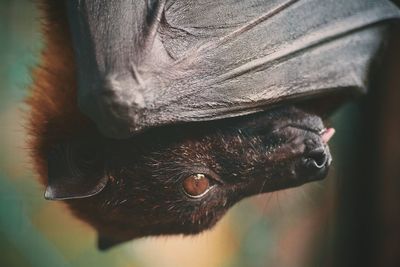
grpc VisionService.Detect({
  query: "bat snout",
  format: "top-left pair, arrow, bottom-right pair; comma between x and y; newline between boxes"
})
253,121 -> 334,192
297,145 -> 332,182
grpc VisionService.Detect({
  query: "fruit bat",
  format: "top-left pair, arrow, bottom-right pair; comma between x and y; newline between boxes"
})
28,0 -> 400,250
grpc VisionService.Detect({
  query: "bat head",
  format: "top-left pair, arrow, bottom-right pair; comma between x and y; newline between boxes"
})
45,104 -> 334,250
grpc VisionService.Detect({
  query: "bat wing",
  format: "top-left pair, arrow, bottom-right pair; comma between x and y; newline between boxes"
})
67,0 -> 400,138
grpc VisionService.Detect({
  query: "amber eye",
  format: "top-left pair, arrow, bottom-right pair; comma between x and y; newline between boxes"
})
182,173 -> 214,198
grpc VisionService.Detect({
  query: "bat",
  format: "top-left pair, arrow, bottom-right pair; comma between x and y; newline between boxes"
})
27,0 -> 400,250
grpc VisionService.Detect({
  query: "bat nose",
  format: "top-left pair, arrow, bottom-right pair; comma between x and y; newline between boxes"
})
305,148 -> 329,168
298,146 -> 331,179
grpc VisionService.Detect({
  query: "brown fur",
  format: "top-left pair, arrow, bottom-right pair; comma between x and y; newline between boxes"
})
27,1 -> 93,185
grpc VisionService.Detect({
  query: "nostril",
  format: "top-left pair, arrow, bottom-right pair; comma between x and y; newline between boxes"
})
303,148 -> 329,169
296,146 -> 331,181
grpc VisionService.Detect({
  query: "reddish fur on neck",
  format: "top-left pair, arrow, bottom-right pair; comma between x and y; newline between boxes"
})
27,1 -> 93,185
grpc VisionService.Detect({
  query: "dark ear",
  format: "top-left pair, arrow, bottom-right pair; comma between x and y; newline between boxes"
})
97,234 -> 127,251
45,139 -> 108,200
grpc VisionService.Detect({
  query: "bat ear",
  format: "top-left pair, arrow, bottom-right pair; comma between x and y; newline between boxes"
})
45,139 -> 108,200
97,234 -> 127,251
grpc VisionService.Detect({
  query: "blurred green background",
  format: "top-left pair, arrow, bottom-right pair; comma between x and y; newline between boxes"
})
1,1 -> 398,267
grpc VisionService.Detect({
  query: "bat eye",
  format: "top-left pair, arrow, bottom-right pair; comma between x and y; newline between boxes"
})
182,174 -> 214,198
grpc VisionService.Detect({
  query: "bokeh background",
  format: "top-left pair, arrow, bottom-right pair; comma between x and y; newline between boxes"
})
1,1 -> 399,267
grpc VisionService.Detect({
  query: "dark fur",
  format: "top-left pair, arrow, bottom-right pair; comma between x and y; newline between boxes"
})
28,1 -> 332,249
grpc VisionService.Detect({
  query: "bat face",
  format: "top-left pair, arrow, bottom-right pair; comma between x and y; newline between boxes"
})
48,105 -> 333,249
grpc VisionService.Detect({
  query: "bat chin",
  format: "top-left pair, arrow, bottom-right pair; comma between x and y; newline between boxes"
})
149,210 -> 229,237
